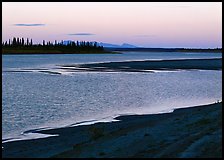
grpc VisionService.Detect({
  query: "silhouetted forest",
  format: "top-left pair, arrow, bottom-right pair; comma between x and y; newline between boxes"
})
2,37 -> 106,54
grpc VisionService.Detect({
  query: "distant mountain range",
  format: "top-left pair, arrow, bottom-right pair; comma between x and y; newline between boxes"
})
62,40 -> 138,48
98,42 -> 138,48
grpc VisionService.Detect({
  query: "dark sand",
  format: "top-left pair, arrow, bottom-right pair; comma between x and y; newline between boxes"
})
58,58 -> 222,72
2,102 -> 222,158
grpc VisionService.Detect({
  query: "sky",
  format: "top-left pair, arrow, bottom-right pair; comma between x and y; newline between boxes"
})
2,2 -> 222,48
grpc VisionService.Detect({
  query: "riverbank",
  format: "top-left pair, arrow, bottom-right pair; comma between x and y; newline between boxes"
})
2,49 -> 119,54
58,58 -> 222,72
2,102 -> 222,158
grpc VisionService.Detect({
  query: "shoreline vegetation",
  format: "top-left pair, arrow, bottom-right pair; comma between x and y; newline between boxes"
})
2,102 -> 222,158
2,37 -> 222,54
2,37 -> 115,54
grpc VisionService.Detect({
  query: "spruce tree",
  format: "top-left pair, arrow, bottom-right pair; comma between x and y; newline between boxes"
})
12,37 -> 16,46
26,38 -> 29,46
22,38 -> 24,46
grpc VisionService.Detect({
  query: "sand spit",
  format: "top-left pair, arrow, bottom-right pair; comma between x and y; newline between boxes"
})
59,58 -> 222,72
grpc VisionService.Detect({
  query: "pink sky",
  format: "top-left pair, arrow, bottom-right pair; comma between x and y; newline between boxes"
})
2,2 -> 222,48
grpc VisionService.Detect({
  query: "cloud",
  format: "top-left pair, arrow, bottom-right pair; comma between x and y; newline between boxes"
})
14,24 -> 45,26
68,33 -> 95,36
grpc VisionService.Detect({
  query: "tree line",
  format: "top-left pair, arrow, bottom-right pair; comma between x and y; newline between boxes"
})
2,37 -> 104,53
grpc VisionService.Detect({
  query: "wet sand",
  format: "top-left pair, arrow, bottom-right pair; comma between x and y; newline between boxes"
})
2,102 -> 222,158
58,58 -> 222,72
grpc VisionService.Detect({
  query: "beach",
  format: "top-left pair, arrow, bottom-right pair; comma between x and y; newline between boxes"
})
2,102 -> 222,158
59,58 -> 222,72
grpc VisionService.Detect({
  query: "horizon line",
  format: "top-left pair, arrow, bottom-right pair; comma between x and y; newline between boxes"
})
2,37 -> 222,49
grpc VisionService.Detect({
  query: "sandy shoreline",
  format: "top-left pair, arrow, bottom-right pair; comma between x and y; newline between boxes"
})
2,102 -> 222,158
58,58 -> 222,72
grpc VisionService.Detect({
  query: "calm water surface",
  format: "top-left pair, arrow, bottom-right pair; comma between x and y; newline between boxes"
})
2,52 -> 222,141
